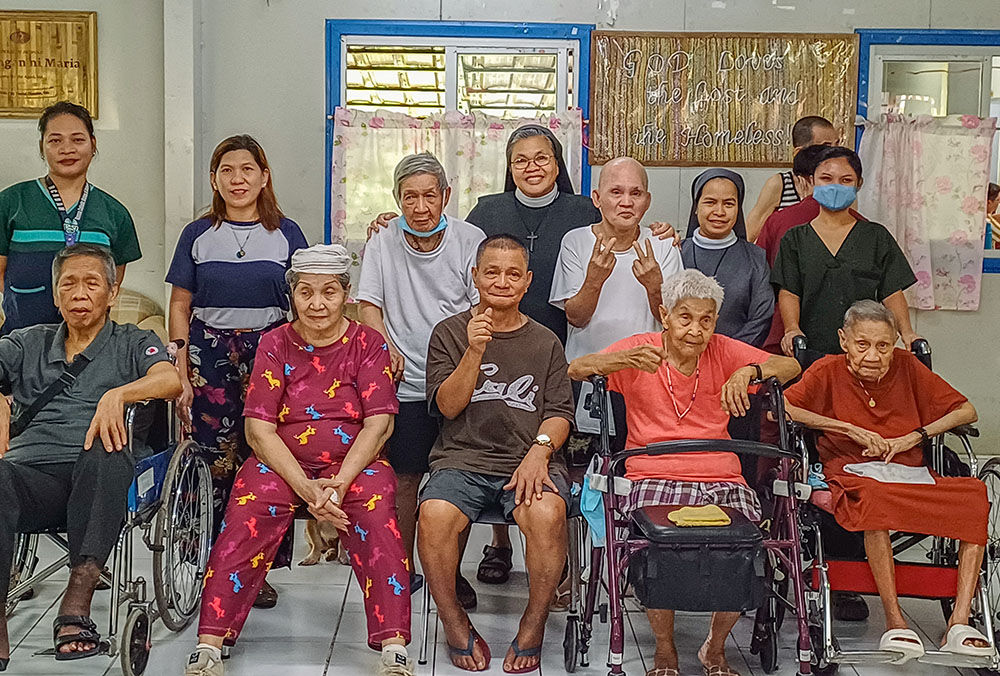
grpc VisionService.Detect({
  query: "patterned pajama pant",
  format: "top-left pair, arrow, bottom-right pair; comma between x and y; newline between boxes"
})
198,455 -> 411,648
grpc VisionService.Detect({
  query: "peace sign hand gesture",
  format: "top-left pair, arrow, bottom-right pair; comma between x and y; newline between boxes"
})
631,239 -> 663,294
585,232 -> 618,287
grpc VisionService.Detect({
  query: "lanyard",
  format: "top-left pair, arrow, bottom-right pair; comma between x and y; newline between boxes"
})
43,176 -> 90,247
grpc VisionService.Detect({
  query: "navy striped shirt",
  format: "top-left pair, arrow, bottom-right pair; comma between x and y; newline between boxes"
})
166,217 -> 308,330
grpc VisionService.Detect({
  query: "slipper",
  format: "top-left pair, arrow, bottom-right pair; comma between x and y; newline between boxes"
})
504,638 -> 541,674
52,615 -> 108,661
878,628 -> 925,664
477,545 -> 513,585
702,665 -> 741,676
646,669 -> 680,676
446,623 -> 491,672
942,624 -> 995,657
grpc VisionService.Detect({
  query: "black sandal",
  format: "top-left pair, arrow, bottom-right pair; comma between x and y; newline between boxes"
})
477,545 -> 513,585
253,580 -> 278,609
52,615 -> 107,661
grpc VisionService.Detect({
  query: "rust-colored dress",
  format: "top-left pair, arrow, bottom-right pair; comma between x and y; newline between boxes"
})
785,350 -> 988,545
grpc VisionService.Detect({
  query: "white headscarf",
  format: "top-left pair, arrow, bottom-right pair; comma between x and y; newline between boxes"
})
290,243 -> 352,275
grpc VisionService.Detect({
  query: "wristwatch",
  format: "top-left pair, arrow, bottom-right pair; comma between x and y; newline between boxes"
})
533,433 -> 554,450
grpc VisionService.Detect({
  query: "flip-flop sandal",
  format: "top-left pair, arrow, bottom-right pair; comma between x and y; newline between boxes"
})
446,623 -> 491,672
52,615 -> 108,661
477,545 -> 513,584
646,669 -> 680,676
702,665 -> 741,676
504,637 -> 541,674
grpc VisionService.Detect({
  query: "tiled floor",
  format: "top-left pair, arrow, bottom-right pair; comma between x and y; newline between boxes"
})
3,524 -> 979,675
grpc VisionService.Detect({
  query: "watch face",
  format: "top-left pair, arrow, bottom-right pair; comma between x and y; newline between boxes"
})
536,434 -> 551,444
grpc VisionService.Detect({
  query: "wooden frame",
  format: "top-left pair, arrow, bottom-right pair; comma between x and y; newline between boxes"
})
0,10 -> 98,118
589,31 -> 858,167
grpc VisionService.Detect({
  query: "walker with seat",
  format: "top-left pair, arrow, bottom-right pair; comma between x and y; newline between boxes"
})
5,353 -> 214,676
571,374 -> 815,675
792,335 -> 1000,674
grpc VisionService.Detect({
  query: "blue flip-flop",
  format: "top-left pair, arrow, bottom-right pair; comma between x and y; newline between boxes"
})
504,637 -> 541,674
447,623 -> 491,672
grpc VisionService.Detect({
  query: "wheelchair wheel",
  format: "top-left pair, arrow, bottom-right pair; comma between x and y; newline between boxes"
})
563,616 -> 580,673
121,607 -> 151,676
152,440 -> 213,631
980,458 -> 1000,641
758,622 -> 778,674
809,624 -> 839,676
5,533 -> 38,617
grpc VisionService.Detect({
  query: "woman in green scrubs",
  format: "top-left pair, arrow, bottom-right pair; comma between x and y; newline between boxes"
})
0,101 -> 141,333
772,146 -> 921,357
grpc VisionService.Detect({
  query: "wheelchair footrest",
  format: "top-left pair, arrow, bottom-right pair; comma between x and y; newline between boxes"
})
813,559 -> 958,599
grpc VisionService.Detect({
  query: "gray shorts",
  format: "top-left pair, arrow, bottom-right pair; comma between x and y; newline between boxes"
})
419,467 -> 568,523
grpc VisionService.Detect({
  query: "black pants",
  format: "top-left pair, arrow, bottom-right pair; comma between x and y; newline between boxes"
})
0,448 -> 134,604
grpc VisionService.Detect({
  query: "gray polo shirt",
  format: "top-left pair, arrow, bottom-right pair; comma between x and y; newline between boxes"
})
0,320 -> 169,465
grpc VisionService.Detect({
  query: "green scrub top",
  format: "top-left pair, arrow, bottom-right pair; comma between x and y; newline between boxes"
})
770,219 -> 916,355
0,179 -> 141,332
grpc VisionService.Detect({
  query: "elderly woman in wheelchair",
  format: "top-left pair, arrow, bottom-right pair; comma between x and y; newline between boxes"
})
784,300 -> 992,663
569,269 -> 800,676
0,244 -> 182,670
186,245 -> 413,676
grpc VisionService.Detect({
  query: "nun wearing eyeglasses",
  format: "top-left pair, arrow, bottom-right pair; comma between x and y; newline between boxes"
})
681,169 -> 774,348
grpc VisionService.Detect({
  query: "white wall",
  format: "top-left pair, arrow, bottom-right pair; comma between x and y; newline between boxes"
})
0,0 -> 165,303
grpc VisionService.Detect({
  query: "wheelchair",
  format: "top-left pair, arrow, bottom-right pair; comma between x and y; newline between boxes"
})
575,374 -> 814,676
5,397 -> 214,676
791,336 -> 1000,674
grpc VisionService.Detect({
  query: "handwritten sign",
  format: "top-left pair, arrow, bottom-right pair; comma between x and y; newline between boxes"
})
0,11 -> 97,118
590,32 -> 858,166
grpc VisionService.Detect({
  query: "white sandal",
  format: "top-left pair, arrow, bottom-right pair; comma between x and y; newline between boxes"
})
878,628 -> 924,664
941,624 -> 995,657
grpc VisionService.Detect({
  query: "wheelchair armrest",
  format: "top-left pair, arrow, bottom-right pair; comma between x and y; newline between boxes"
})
951,423 -> 979,438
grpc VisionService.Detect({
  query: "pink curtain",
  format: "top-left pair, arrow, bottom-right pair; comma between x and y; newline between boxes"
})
859,114 -> 997,311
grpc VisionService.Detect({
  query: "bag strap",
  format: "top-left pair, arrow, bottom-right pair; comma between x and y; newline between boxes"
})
10,356 -> 93,438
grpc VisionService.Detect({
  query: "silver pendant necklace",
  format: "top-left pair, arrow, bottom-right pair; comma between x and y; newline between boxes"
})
231,226 -> 252,258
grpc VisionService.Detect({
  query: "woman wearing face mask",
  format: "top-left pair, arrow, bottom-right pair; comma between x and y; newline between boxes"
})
771,147 -> 921,358
0,101 -> 141,333
681,169 -> 773,348
166,134 -> 307,609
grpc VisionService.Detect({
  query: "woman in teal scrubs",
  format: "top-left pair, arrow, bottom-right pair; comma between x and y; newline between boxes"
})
0,101 -> 141,333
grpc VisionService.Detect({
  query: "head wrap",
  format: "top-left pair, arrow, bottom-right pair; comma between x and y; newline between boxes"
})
503,124 -> 576,195
685,168 -> 747,239
290,243 -> 352,275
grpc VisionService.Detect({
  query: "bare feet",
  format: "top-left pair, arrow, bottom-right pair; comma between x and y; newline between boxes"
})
698,641 -> 739,676
55,561 -> 102,655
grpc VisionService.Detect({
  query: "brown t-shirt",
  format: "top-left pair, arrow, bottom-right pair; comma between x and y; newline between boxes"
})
426,310 -> 575,478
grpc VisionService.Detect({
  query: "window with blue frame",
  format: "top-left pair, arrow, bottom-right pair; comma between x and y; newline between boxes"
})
325,21 -> 593,243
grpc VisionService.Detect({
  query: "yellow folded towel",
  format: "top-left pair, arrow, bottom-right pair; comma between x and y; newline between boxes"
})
667,504 -> 732,527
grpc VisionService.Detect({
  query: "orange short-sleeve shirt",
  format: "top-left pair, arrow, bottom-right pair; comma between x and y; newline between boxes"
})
604,332 -> 772,482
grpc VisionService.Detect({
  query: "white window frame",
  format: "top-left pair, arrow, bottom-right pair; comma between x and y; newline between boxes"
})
340,35 -> 579,114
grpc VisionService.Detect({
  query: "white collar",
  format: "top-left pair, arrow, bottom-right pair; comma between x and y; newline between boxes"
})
692,229 -> 738,250
515,185 -> 559,208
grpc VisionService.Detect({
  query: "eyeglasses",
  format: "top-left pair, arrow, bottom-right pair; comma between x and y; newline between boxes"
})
511,154 -> 553,171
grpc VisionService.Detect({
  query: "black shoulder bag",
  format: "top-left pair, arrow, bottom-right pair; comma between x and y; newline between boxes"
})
9,357 -> 93,438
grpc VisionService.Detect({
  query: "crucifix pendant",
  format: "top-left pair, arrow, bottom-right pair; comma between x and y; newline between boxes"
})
526,232 -> 537,252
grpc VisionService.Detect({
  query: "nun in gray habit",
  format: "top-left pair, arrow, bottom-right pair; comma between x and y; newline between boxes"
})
681,168 -> 774,347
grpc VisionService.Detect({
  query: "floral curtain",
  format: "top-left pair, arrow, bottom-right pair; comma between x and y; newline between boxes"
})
858,114 -> 997,311
330,107 -> 584,287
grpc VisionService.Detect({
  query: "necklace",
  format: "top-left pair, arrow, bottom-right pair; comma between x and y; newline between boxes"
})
230,225 -> 253,258
691,243 -> 732,278
664,360 -> 700,420
855,377 -> 877,408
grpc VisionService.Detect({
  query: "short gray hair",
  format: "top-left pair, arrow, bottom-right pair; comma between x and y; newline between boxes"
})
52,244 -> 116,290
843,299 -> 898,334
660,269 -> 725,314
285,269 -> 352,320
393,152 -> 448,206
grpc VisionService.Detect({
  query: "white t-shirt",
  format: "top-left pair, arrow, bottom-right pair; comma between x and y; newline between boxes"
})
356,216 -> 485,402
549,226 -> 683,362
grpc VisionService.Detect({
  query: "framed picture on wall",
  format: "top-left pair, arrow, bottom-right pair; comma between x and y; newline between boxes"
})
0,10 -> 98,118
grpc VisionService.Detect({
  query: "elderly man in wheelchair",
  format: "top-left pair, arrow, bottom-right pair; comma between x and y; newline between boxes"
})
0,244 -> 181,670
783,299 -> 993,663
569,269 -> 800,676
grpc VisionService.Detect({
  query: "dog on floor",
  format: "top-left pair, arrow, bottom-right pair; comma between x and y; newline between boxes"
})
300,518 -> 350,566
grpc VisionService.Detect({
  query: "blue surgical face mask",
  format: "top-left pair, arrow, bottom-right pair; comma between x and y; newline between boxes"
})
813,183 -> 857,212
397,213 -> 448,238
